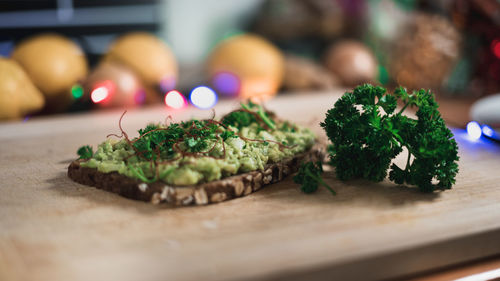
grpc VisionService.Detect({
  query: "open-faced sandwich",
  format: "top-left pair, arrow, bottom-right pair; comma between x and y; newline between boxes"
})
68,102 -> 325,206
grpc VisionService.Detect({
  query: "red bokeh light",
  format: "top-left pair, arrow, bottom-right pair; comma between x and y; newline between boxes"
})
492,39 -> 500,59
164,90 -> 187,109
91,80 -> 115,104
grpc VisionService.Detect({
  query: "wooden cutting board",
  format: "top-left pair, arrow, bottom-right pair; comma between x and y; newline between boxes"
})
1,90 -> 500,281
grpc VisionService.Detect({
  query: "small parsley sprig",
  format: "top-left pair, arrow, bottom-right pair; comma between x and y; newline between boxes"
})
222,101 -> 276,130
77,145 -> 93,159
321,84 -> 459,192
293,161 -> 336,195
241,101 -> 276,130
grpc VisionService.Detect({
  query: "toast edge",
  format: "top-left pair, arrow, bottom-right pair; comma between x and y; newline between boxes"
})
67,144 -> 326,206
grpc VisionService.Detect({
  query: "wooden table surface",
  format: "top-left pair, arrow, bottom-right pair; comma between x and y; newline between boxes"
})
1,90 -> 500,281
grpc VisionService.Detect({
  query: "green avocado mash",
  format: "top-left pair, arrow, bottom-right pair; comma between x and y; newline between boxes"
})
79,103 -> 315,186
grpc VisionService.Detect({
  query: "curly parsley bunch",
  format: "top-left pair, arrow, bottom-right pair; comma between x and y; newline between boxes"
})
321,84 -> 459,192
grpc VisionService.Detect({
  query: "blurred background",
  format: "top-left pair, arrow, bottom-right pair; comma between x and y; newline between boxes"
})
1,0 -> 499,128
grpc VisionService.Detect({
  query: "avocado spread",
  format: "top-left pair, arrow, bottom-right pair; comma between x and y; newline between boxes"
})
79,102 -> 315,186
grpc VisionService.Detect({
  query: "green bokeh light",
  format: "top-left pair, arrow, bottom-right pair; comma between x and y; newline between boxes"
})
71,84 -> 84,99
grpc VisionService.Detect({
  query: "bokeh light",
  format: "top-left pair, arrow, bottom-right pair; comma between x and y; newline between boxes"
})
164,90 -> 187,109
189,86 -> 218,109
491,39 -> 500,60
91,80 -> 115,104
134,89 -> 146,105
91,87 -> 109,103
71,84 -> 84,99
482,125 -> 495,138
212,72 -> 240,96
466,121 -> 482,140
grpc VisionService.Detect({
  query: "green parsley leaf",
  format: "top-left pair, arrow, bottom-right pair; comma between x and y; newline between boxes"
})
77,145 -> 93,159
241,102 -> 276,129
221,110 -> 255,129
184,137 -> 208,152
220,130 -> 236,141
221,102 -> 276,130
293,161 -> 336,195
138,123 -> 159,136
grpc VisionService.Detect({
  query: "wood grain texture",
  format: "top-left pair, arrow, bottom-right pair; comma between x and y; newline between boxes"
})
1,90 -> 500,281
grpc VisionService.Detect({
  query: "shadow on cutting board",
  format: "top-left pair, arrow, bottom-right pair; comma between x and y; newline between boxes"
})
46,167 -> 440,213
46,172 -> 169,214
260,171 -> 440,210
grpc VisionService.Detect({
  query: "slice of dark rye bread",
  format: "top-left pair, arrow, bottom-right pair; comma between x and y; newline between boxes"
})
67,144 -> 327,206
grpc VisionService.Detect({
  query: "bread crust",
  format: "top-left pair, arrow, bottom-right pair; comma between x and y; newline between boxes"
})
67,144 -> 326,206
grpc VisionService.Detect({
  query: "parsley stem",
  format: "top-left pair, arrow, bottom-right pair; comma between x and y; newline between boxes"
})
241,102 -> 276,130
305,169 -> 336,195
258,109 -> 276,130
398,102 -> 410,115
405,149 -> 412,172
